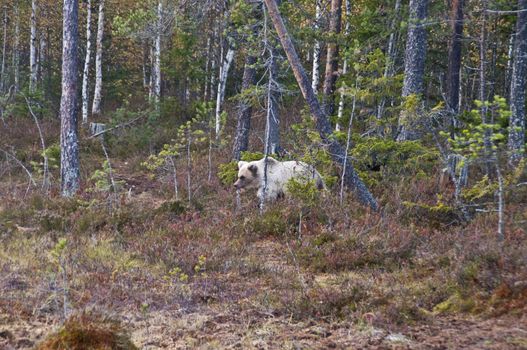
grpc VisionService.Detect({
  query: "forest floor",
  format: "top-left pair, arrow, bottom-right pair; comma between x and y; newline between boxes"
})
0,119 -> 526,349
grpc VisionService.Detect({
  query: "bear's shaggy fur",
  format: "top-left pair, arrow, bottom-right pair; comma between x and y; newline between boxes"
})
234,157 -> 325,201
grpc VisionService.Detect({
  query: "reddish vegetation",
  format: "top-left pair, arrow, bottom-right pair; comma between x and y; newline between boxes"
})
0,117 -> 526,349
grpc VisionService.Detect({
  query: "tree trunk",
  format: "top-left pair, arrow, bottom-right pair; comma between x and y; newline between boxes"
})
396,0 -> 428,141
322,0 -> 342,117
508,0 -> 527,163
263,0 -> 378,210
29,0 -> 38,93
0,6 -> 7,94
446,0 -> 464,123
336,0 -> 351,131
38,32 -> 47,85
215,45 -> 235,137
152,0 -> 162,106
60,0 -> 80,197
82,0 -> 93,124
232,55 -> 256,160
92,0 -> 104,116
311,0 -> 322,92
142,40 -> 150,89
375,0 -> 402,129
13,3 -> 20,92
209,27 -> 218,103
265,46 -> 282,155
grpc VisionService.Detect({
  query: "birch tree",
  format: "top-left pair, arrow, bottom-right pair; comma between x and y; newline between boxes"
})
336,0 -> 351,131
82,0 -> 93,124
322,0 -> 342,117
29,0 -> 38,93
60,0 -> 80,197
446,0 -> 464,117
13,3 -> 20,92
0,6 -> 7,94
92,0 -> 105,116
311,0 -> 322,92
396,0 -> 429,141
215,40 -> 235,137
508,0 -> 527,163
263,0 -> 378,210
152,0 -> 162,106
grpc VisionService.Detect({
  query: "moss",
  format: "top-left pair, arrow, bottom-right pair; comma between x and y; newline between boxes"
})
433,292 -> 477,314
37,313 -> 138,350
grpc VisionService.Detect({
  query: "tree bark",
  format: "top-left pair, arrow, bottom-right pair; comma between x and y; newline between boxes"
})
215,44 -> 235,137
397,0 -> 429,141
92,0 -> 104,116
311,0 -> 322,92
376,0 -> 402,128
13,3 -> 20,92
60,0 -> 80,197
322,0 -> 342,117
336,0 -> 351,131
38,31 -> 47,85
446,0 -> 464,121
508,0 -> 527,163
0,6 -> 7,94
232,55 -> 256,160
152,0 -> 162,106
29,0 -> 38,93
263,0 -> 378,210
82,0 -> 93,124
265,46 -> 282,155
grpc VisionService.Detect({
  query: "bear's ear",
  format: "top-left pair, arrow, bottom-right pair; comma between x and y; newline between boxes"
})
237,161 -> 248,169
248,164 -> 258,176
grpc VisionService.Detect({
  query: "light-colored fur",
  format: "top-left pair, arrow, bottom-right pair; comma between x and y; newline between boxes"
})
234,157 -> 325,201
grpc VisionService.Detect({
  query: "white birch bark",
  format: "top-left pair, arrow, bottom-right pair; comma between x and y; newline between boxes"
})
13,4 -> 20,92
92,0 -> 105,116
82,0 -> 93,124
29,0 -> 38,93
311,0 -> 321,92
204,37 -> 211,100
152,0 -> 162,106
0,6 -> 7,93
215,46 -> 235,136
38,32 -> 47,84
336,0 -> 351,131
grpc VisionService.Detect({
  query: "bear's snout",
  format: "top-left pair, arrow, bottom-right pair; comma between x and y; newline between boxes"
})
233,180 -> 241,189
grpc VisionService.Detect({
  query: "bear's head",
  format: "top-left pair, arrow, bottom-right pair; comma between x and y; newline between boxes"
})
234,161 -> 259,191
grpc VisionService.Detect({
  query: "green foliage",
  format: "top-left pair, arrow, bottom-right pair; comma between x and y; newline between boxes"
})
442,96 -> 511,161
30,144 -> 60,175
217,151 -> 265,186
290,117 -> 339,187
88,161 -> 124,193
249,207 -> 292,237
351,137 -> 438,186
286,178 -> 320,207
403,199 -> 464,228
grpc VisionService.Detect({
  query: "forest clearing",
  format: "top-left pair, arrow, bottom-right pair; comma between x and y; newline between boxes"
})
0,0 -> 526,348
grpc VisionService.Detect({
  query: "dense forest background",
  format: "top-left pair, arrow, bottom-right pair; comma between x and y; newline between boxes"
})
0,0 -> 526,348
